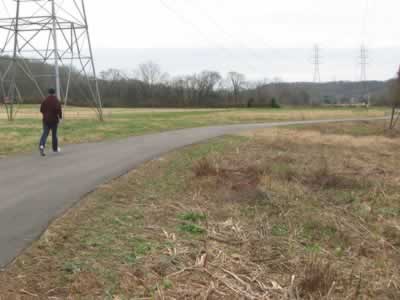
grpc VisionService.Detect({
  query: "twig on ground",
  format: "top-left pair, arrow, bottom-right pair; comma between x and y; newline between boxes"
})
287,275 -> 297,300
20,289 -> 38,297
326,281 -> 336,299
208,234 -> 244,245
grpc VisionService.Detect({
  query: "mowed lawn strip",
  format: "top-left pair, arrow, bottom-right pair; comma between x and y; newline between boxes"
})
0,121 -> 399,299
0,106 -> 386,157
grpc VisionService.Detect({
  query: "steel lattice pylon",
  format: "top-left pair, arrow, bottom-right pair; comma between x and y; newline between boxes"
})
0,0 -> 103,121
359,44 -> 370,106
312,44 -> 321,83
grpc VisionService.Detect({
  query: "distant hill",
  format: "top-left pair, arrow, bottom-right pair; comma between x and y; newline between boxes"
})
248,80 -> 390,106
295,81 -> 388,103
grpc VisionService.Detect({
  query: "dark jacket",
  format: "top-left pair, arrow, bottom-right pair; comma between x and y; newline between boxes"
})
40,95 -> 62,125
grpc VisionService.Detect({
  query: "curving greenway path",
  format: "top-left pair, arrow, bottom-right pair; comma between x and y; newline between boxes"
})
0,117 -> 386,267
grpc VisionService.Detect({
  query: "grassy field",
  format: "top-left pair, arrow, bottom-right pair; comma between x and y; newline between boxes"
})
0,105 -> 388,157
1,120 -> 399,299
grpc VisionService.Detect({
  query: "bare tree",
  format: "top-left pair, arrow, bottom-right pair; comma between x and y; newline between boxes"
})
388,66 -> 400,130
137,61 -> 168,86
170,76 -> 193,106
197,71 -> 221,94
136,61 -> 168,106
183,75 -> 200,105
248,79 -> 271,107
100,69 -> 127,81
227,72 -> 246,105
170,72 -> 223,106
98,68 -> 128,101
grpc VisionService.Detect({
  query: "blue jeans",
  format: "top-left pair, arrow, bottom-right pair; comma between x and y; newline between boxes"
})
39,122 -> 58,151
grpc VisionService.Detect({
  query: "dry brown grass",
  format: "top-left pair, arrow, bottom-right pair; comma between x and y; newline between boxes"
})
211,108 -> 384,123
297,256 -> 337,298
0,121 -> 399,299
193,157 -> 219,177
0,105 -> 386,123
0,105 -> 221,120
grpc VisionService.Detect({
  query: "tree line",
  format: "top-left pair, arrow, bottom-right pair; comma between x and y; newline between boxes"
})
98,62 -> 297,108
0,58 -> 395,108
98,62 -> 393,108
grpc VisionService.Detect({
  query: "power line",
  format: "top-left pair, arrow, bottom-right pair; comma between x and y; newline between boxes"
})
182,0 -> 270,61
158,0 -> 263,76
159,0 -> 219,48
0,0 -> 10,18
361,0 -> 369,43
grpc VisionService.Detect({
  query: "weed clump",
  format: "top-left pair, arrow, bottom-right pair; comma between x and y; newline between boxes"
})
271,224 -> 289,237
383,225 -> 400,247
193,158 -> 218,177
178,211 -> 207,235
298,256 -> 337,298
178,223 -> 206,235
178,212 -> 206,223
270,162 -> 297,181
305,156 -> 366,190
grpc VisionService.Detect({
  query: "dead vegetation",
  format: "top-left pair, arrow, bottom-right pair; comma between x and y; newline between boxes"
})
0,121 -> 399,299
297,257 -> 337,298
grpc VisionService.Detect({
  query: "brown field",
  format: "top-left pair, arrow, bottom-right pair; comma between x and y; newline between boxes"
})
0,105 -> 223,120
0,120 -> 399,299
0,104 -> 387,121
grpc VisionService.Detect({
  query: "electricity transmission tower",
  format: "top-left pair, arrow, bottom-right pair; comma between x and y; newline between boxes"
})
0,0 -> 103,121
359,44 -> 370,106
310,44 -> 322,106
312,44 -> 321,83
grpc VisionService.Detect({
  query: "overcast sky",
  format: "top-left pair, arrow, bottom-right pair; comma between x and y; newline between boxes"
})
85,0 -> 398,49
2,0 -> 399,81
82,0 -> 400,81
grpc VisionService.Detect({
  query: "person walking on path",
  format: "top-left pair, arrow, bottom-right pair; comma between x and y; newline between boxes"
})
39,88 -> 63,157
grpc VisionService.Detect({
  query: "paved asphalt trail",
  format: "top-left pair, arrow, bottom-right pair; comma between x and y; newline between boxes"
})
0,117 -> 386,267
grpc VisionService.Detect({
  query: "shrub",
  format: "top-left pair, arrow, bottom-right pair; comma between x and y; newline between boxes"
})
193,158 -> 218,177
271,98 -> 281,109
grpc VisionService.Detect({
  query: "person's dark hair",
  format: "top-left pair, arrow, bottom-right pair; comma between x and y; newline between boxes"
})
48,88 -> 56,95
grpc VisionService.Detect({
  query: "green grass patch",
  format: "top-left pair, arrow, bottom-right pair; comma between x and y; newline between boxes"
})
0,105 -> 387,156
178,212 -> 207,223
377,207 -> 400,217
302,220 -> 337,241
271,224 -> 290,237
178,223 -> 206,235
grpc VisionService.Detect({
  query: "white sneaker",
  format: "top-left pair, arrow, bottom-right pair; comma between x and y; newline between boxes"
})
54,147 -> 61,153
39,146 -> 45,157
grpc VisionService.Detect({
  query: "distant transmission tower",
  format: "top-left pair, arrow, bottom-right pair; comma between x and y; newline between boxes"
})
312,44 -> 321,83
0,0 -> 103,121
310,44 -> 322,106
359,44 -> 370,106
